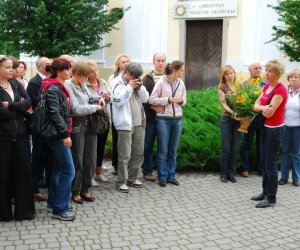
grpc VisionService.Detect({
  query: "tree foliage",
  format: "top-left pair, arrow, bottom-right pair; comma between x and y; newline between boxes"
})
0,0 -> 125,58
269,0 -> 300,61
0,40 -> 19,58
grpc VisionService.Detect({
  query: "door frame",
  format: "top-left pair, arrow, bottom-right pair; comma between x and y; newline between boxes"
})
179,18 -> 229,82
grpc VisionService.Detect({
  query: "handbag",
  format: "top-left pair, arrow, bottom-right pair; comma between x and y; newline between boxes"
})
251,83 -> 283,130
87,110 -> 109,134
251,113 -> 266,129
28,99 -> 58,138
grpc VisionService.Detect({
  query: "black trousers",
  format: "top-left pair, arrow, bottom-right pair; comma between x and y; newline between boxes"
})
112,123 -> 118,172
0,136 -> 35,221
31,133 -> 53,193
96,127 -> 109,167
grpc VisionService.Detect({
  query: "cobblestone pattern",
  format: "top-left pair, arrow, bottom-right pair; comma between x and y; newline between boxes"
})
1,161 -> 300,249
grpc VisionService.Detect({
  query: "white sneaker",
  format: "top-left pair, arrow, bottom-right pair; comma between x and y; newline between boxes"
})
127,179 -> 143,188
91,179 -> 99,187
94,175 -> 108,183
116,183 -> 130,193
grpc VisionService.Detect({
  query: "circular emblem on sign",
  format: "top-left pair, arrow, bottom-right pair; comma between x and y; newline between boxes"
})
175,4 -> 187,16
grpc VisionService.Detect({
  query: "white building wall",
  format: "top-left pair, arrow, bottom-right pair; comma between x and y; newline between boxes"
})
20,0 -> 300,79
123,0 -> 168,68
232,0 -> 299,71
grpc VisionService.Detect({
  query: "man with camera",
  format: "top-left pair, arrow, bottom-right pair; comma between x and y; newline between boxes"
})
111,63 -> 149,193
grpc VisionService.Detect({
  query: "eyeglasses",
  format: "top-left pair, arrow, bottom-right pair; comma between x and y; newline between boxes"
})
0,57 -> 8,64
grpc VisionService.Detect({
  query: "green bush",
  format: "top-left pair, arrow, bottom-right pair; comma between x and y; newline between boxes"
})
104,88 -> 224,171
177,88 -> 221,170
104,88 -> 265,172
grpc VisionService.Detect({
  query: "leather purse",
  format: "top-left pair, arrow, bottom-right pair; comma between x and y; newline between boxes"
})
87,110 -> 109,134
28,99 -> 58,138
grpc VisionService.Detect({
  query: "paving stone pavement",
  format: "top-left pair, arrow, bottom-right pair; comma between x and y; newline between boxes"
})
1,161 -> 300,250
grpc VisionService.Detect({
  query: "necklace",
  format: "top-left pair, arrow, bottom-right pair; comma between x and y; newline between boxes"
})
0,81 -> 9,89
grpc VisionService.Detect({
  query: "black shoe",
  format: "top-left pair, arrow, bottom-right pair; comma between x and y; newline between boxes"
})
278,179 -> 288,185
167,179 -> 179,186
293,180 -> 300,187
220,176 -> 228,183
228,176 -> 237,183
15,214 -> 35,221
251,193 -> 265,201
158,180 -> 166,187
255,199 -> 275,208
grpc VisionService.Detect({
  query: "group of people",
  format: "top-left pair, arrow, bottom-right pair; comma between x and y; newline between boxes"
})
0,52 -> 186,222
218,59 -> 300,208
2,51 -> 297,223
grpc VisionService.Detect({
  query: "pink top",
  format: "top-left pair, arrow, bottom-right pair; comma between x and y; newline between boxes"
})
260,82 -> 287,127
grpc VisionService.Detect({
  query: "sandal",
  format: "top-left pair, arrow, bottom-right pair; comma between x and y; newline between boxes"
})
72,195 -> 84,204
80,193 -> 95,202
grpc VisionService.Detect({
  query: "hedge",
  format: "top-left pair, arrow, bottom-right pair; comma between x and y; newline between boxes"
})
104,88 -> 267,172
105,88 -> 223,171
177,88 -> 221,170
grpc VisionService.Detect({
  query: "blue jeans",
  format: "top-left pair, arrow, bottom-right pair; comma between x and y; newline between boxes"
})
46,138 -> 75,214
157,118 -> 183,181
280,126 -> 300,181
220,116 -> 241,177
142,121 -> 157,176
260,126 -> 285,203
241,123 -> 261,172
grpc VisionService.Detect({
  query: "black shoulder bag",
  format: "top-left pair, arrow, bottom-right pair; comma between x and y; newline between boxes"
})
28,86 -> 59,138
251,84 -> 282,129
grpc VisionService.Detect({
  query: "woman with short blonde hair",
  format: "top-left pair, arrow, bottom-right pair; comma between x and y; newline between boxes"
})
65,62 -> 105,204
252,59 -> 287,208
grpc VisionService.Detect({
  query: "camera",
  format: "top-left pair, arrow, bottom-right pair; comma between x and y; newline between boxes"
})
136,78 -> 142,86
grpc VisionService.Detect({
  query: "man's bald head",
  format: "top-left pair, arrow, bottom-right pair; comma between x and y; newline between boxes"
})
60,54 -> 74,66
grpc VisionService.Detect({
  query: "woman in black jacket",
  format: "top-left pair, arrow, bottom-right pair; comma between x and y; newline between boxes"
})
42,58 -> 76,221
0,55 -> 35,222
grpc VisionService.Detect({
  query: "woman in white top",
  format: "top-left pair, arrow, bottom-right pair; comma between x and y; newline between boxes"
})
279,69 -> 300,187
108,54 -> 131,175
108,54 -> 130,85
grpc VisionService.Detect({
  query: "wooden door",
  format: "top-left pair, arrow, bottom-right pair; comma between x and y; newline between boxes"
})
185,20 -> 223,90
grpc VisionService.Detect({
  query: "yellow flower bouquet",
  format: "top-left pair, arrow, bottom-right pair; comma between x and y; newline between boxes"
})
226,84 -> 262,118
226,79 -> 262,133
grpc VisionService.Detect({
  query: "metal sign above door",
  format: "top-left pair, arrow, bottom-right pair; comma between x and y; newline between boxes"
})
173,0 -> 238,19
